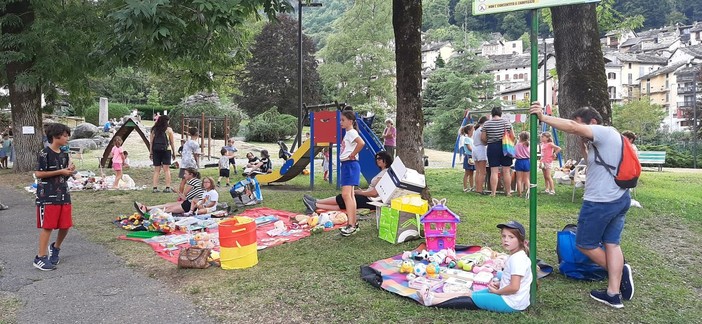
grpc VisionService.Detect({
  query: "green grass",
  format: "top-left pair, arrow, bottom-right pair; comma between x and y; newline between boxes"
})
42,167 -> 702,322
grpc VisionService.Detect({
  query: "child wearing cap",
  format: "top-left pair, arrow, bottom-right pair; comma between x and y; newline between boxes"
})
418,220 -> 533,313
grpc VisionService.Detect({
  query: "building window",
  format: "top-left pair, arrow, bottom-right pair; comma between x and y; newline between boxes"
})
524,92 -> 530,100
511,94 -> 517,101
628,73 -> 633,85
496,85 -> 501,91
628,63 -> 632,69
514,74 -> 518,79
608,87 -> 617,99
512,43 -> 516,48
666,93 -> 669,102
496,75 -> 500,81
524,73 -> 528,80
505,74 -> 510,80
519,73 -> 524,79
608,72 -> 616,79
502,96 -> 508,101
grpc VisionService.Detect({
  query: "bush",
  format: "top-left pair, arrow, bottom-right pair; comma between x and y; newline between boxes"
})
638,144 -> 700,168
169,103 -> 242,139
83,103 -> 131,126
245,107 -> 297,142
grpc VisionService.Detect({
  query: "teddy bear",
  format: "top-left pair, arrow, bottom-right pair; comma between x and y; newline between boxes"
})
193,232 -> 214,249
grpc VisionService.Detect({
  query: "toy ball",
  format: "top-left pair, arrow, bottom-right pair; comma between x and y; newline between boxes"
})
399,260 -> 415,274
413,263 -> 427,277
302,169 -> 310,175
323,221 -> 333,229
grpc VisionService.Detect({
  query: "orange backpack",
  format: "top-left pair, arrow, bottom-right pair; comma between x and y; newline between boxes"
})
592,135 -> 641,189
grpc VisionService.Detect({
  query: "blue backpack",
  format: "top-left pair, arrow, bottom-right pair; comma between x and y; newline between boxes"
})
557,224 -> 608,281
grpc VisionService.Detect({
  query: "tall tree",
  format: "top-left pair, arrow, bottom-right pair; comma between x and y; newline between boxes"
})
1,0 -> 290,172
612,97 -> 666,143
236,15 -> 320,118
551,3 -> 610,160
393,0 -> 426,190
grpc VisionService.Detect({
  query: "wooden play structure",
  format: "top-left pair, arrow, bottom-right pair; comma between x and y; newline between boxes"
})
180,113 -> 232,160
100,117 -> 150,167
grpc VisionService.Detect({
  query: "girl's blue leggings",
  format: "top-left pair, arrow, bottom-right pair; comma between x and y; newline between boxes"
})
471,289 -> 518,313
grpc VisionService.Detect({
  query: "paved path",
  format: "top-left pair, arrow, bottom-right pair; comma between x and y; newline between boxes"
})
0,186 -> 214,324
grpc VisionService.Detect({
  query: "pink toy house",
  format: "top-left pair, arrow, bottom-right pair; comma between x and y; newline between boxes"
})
420,199 -> 460,252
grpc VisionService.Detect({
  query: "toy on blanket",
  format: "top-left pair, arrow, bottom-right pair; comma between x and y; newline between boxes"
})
148,208 -> 175,234
420,198 -> 460,252
193,232 -> 215,249
116,212 -> 148,231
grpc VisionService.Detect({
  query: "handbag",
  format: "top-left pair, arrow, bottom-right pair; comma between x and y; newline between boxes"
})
177,247 -> 211,269
502,128 -> 516,157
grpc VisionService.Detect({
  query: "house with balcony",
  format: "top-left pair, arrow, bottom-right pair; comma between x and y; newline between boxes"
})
480,33 -> 523,56
672,64 -> 701,132
667,44 -> 702,64
638,62 -> 686,128
606,52 -> 668,102
483,53 -> 556,105
606,59 -> 624,104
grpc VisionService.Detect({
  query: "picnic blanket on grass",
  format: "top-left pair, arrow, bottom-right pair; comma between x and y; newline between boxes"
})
360,244 -> 553,309
118,207 -> 329,265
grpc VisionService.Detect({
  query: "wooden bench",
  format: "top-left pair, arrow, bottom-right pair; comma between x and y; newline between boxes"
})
638,151 -> 666,171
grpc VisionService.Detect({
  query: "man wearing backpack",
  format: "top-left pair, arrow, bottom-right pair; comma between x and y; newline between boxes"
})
530,102 -> 635,309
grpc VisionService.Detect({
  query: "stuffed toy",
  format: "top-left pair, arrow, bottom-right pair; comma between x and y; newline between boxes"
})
399,260 -> 415,274
193,232 -> 214,249
318,211 -> 348,225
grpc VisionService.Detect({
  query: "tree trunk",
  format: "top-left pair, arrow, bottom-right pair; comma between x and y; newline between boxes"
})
551,3 -> 611,161
393,0 -> 430,199
2,0 -> 43,172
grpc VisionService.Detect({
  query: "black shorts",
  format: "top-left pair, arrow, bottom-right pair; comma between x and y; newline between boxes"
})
219,169 -> 230,177
228,158 -> 236,166
335,194 -> 374,210
152,149 -> 172,166
181,200 -> 192,212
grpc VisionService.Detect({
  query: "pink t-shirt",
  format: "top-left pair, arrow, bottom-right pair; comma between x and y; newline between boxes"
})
540,142 -> 555,164
383,126 -> 396,146
111,146 -> 124,164
515,142 -> 529,159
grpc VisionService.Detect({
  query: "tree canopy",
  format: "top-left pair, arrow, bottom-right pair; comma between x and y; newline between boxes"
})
235,15 -> 321,118
612,97 -> 666,142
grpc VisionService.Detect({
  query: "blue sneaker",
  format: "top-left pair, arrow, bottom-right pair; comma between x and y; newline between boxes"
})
621,263 -> 634,301
590,289 -> 623,309
49,242 -> 60,265
33,255 -> 56,271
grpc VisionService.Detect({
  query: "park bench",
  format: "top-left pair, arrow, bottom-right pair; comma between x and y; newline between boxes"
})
638,151 -> 666,171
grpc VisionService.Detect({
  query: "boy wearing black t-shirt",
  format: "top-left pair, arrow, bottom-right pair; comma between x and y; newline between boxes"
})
34,123 -> 75,271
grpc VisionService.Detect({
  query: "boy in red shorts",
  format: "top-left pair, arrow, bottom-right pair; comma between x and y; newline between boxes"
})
34,123 -> 75,271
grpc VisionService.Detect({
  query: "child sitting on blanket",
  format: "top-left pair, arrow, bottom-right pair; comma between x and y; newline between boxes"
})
187,176 -> 218,215
417,220 -> 533,313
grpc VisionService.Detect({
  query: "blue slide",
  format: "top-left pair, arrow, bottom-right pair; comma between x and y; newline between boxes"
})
356,117 -> 383,184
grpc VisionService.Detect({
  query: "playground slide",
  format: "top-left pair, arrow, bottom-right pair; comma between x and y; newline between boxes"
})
256,117 -> 382,185
255,139 -> 326,184
355,117 -> 383,183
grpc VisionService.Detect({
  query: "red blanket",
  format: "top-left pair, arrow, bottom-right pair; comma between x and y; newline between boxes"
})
119,207 -> 314,265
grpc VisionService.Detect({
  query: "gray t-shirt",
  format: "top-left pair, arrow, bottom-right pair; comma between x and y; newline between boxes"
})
584,125 -> 628,202
181,139 -> 200,169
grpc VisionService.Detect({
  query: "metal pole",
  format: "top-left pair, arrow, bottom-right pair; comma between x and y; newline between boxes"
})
528,9 -> 539,304
297,1 -> 303,150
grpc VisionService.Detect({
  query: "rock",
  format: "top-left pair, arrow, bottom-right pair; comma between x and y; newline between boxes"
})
68,138 -> 97,151
92,136 -> 108,147
43,119 -> 57,125
72,123 -> 99,139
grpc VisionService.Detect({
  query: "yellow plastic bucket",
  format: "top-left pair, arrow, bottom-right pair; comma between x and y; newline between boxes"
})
220,243 -> 258,270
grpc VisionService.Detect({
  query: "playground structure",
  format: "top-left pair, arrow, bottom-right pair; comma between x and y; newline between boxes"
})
100,117 -> 150,168
256,103 -> 384,189
452,106 -> 562,168
180,113 -> 233,160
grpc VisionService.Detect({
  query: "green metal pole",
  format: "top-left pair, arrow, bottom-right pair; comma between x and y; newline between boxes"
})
529,9 -> 539,304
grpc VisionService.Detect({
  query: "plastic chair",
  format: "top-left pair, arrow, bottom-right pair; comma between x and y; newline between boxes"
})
571,165 -> 587,202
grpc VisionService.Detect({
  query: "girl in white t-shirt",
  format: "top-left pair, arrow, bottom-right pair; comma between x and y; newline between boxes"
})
189,177 -> 218,215
418,220 -> 533,313
338,109 -> 365,237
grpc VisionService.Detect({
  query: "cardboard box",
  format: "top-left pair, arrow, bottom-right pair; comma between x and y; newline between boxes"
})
378,207 -> 421,244
375,157 -> 426,204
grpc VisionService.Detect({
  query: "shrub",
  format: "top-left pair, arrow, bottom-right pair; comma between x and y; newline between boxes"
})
169,103 -> 242,139
425,108 -> 465,151
245,107 -> 297,142
83,103 -> 131,126
638,144 -> 700,168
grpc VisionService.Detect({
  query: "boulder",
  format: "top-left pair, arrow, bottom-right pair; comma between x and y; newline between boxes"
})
72,123 -> 99,139
68,138 -> 97,151
92,136 -> 109,147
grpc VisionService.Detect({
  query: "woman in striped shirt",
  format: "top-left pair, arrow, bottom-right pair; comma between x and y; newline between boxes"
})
134,168 -> 203,214
480,107 -> 516,197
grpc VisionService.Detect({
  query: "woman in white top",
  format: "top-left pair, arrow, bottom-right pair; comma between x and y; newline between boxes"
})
303,151 -> 392,212
472,116 -> 489,194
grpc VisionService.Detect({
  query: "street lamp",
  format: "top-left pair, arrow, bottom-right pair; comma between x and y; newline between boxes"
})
297,1 -> 322,150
